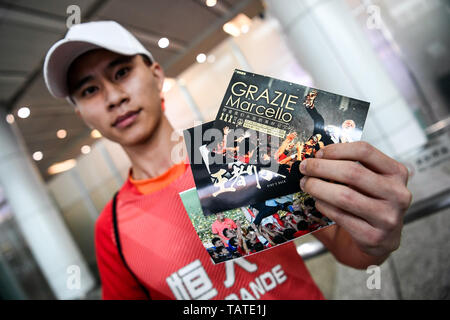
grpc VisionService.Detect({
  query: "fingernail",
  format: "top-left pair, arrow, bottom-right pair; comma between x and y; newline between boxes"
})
300,160 -> 307,174
300,177 -> 306,191
316,150 -> 323,158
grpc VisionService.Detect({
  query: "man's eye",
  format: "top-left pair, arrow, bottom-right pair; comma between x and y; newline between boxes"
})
115,67 -> 130,80
81,86 -> 98,97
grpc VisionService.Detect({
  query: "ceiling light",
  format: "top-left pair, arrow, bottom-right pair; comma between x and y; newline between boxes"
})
48,159 -> 76,175
57,129 -> 67,139
223,22 -> 240,37
158,37 -> 170,48
32,151 -> 43,161
196,53 -> 206,63
206,0 -> 217,7
6,114 -> 14,124
81,145 -> 91,154
91,129 -> 102,138
17,107 -> 30,119
223,13 -> 252,37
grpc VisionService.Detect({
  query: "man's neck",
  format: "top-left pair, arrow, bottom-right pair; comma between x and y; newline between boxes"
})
123,116 -> 184,180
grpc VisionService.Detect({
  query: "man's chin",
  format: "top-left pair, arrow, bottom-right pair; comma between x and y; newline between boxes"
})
116,126 -> 156,147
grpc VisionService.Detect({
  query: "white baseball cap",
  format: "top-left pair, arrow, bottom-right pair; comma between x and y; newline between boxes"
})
44,20 -> 154,99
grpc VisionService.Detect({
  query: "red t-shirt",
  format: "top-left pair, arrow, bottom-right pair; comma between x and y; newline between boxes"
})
95,161 -> 324,300
211,218 -> 237,244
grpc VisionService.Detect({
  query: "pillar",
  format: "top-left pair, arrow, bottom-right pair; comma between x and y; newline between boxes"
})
265,0 -> 427,157
0,107 -> 95,299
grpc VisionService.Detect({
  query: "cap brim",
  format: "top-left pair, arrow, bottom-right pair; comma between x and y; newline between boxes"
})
44,40 -> 101,98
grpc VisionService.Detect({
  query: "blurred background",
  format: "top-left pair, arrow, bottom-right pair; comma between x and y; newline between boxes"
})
0,0 -> 449,300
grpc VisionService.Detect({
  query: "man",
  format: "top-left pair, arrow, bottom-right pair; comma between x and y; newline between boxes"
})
210,237 -> 225,250
44,21 -> 412,300
211,213 -> 237,246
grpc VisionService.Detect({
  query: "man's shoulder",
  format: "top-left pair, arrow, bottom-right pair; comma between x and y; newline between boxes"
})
95,198 -> 114,235
95,180 -> 131,234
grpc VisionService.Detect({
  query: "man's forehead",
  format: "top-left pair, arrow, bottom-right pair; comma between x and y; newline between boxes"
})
67,49 -> 134,91
70,49 -> 125,72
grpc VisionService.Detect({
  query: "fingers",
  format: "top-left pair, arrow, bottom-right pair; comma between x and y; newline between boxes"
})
300,159 -> 411,204
314,199 -> 372,241
317,141 -> 409,182
301,176 -> 391,229
299,158 -> 394,200
314,199 -> 397,256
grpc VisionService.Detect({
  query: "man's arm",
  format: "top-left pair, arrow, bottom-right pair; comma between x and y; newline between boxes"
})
275,132 -> 297,159
211,222 -> 218,236
299,141 -> 412,269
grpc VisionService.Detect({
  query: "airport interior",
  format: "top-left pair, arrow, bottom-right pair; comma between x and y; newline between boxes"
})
0,0 -> 449,299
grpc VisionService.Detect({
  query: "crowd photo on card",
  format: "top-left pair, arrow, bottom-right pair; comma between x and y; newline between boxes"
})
180,189 -> 334,264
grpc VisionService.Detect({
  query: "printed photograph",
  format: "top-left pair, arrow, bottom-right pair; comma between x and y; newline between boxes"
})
184,71 -> 370,216
180,188 -> 334,264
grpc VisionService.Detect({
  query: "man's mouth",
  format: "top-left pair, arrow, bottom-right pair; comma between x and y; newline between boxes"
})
112,109 -> 142,128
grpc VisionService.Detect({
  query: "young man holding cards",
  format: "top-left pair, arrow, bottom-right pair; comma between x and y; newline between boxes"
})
43,21 -> 412,299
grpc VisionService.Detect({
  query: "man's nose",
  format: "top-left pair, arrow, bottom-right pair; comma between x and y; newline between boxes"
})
104,81 -> 129,110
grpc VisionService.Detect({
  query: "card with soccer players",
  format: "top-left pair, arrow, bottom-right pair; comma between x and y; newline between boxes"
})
180,70 -> 370,264
184,70 -> 370,216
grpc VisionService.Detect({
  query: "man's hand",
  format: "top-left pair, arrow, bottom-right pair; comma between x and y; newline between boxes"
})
298,141 -> 412,265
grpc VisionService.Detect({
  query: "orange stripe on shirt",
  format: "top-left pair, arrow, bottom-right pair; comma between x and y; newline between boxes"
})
129,161 -> 188,195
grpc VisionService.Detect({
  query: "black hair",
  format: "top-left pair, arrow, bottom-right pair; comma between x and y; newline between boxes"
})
304,198 -> 315,208
228,237 -> 238,248
139,54 -> 153,66
283,228 -> 296,240
311,209 -> 323,218
246,240 -> 254,251
222,228 -> 229,238
253,242 -> 264,252
297,220 -> 309,231
217,246 -> 228,254
207,248 -> 220,263
211,237 -> 222,246
272,235 -> 286,244
293,210 -> 307,220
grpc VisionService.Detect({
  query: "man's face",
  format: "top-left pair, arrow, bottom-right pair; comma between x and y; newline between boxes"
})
342,119 -> 356,130
226,229 -> 236,238
67,49 -> 164,146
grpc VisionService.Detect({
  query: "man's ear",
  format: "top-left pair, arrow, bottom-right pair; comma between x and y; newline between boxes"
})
149,62 -> 165,98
